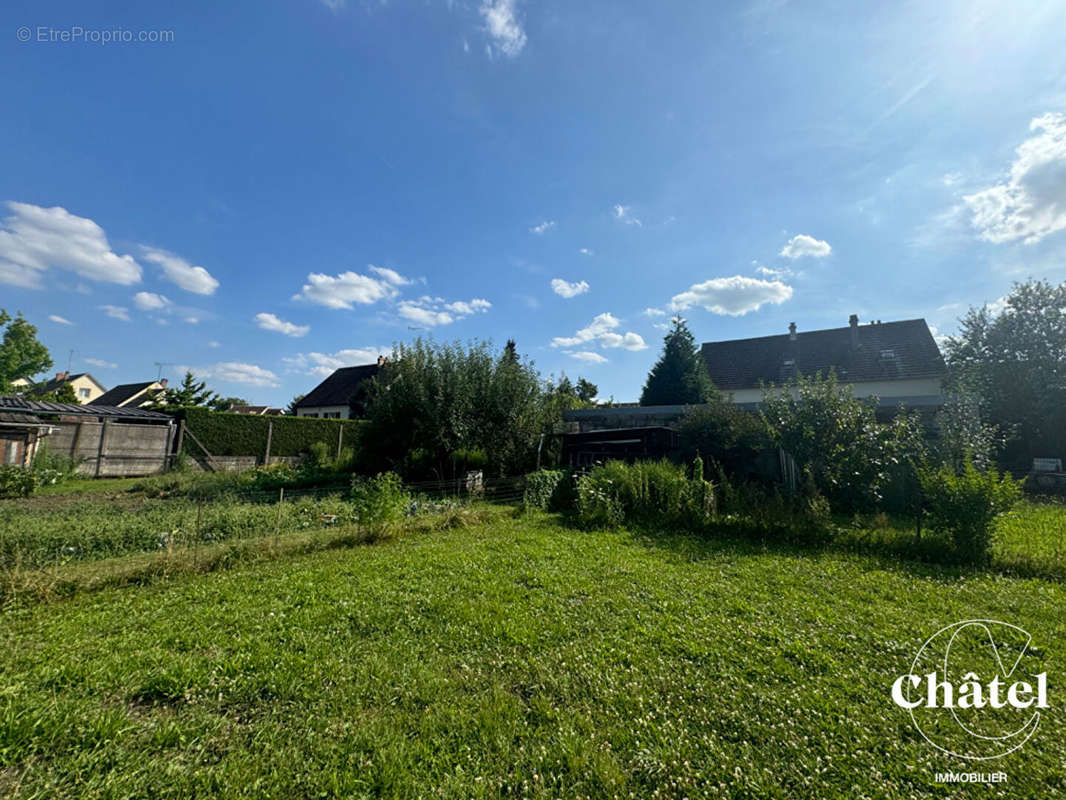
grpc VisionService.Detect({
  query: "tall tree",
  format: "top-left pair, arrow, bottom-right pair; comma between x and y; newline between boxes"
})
150,370 -> 220,410
286,393 -> 306,415
640,317 -> 716,406
576,377 -> 598,404
944,279 -> 1066,470
0,310 -> 53,393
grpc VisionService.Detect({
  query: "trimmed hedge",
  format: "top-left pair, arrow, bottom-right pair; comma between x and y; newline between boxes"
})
178,408 -> 366,459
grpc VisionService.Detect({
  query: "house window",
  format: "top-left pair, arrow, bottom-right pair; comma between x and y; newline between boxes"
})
79,388 -> 91,399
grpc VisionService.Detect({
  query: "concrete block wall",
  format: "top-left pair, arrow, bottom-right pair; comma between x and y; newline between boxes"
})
45,421 -> 173,477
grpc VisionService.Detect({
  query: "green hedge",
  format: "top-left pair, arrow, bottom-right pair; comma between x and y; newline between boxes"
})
178,408 -> 366,458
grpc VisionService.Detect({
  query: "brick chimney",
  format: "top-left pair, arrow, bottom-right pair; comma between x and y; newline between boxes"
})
788,322 -> 797,341
377,355 -> 387,366
159,379 -> 168,388
849,314 -> 859,350
55,371 -> 68,381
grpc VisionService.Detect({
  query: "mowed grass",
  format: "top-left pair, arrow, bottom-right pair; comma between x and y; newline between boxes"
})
1,514 -> 1064,799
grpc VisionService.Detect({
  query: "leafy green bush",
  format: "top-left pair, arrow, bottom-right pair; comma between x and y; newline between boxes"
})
918,461 -> 1023,563
350,472 -> 410,534
680,401 -> 772,479
0,466 -> 37,498
761,371 -> 926,513
575,459 -> 715,530
713,467 -> 833,544
523,469 -> 573,511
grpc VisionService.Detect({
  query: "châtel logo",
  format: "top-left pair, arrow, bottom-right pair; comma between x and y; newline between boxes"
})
891,620 -> 1049,760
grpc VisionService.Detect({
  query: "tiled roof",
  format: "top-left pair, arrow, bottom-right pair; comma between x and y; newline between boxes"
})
700,318 -> 946,391
296,364 -> 381,409
0,396 -> 173,421
90,382 -> 158,407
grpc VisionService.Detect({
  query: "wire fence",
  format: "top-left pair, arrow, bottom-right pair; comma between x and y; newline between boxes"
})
0,474 -> 528,573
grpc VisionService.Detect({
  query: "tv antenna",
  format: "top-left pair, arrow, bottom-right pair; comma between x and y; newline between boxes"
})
154,361 -> 176,381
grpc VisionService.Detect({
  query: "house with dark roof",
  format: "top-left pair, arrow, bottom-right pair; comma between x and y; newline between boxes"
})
90,380 -> 167,408
701,315 -> 946,409
228,405 -> 283,416
294,359 -> 385,419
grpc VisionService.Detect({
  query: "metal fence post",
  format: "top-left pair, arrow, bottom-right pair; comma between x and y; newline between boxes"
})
274,487 -> 284,549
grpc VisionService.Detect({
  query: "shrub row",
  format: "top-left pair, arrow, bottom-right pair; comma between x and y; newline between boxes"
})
571,459 -> 716,531
177,408 -> 366,458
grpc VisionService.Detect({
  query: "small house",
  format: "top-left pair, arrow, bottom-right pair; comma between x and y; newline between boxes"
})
294,358 -> 385,419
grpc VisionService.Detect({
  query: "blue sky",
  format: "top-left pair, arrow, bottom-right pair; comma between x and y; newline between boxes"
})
3,0 -> 1066,405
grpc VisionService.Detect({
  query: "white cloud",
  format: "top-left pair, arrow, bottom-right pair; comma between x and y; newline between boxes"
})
48,314 -> 73,325
964,112 -> 1066,244
133,291 -> 171,311
294,266 -> 410,309
208,340 -> 221,348
755,265 -> 793,279
321,0 -> 345,10
642,307 -> 666,317
578,247 -> 593,256
141,247 -> 219,295
398,295 -> 491,327
568,351 -> 608,364
779,234 -> 831,259
84,357 -> 117,369
255,312 -> 310,338
99,305 -> 130,321
613,204 -> 641,226
551,312 -> 647,350
530,220 -> 556,235
480,0 -> 526,57
194,362 -> 280,388
551,278 -> 589,298
669,275 -> 793,316
0,202 -> 141,288
283,347 -> 387,377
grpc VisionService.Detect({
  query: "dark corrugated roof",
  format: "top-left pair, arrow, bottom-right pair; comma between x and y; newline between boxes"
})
0,396 -> 173,420
90,382 -> 157,407
0,410 -> 54,427
701,319 -> 946,391
296,364 -> 381,409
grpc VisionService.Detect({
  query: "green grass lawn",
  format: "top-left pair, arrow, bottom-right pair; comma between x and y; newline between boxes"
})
1,513 -> 1064,798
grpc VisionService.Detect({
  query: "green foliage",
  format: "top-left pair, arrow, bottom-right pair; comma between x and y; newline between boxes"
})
918,461 -> 1023,563
714,470 -> 834,544
0,309 -> 53,393
576,377 -> 598,404
575,459 -> 715,529
0,465 -> 37,498
523,469 -> 575,511
178,407 -> 365,459
679,400 -> 772,478
933,391 -> 1003,472
361,338 -> 553,478
640,317 -> 717,406
151,371 -> 220,411
944,279 -> 1066,471
34,381 -> 79,404
761,371 -> 920,512
285,394 -> 305,415
349,472 -> 410,532
211,396 -> 249,412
